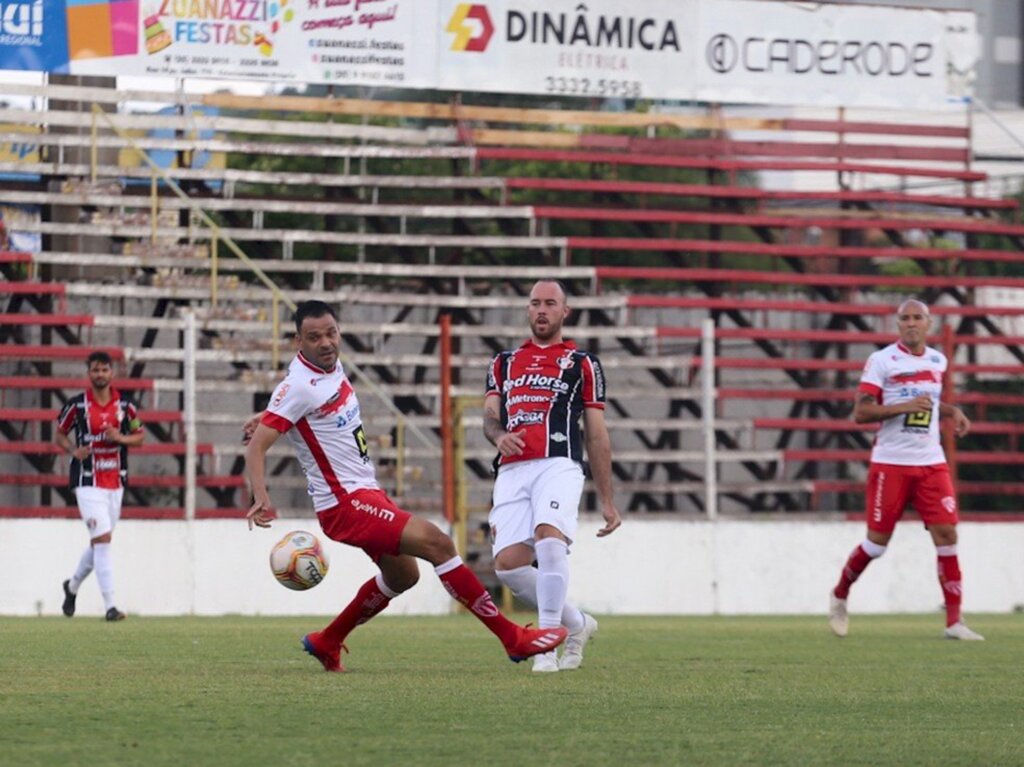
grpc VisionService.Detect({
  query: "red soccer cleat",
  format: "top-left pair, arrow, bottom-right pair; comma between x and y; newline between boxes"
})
505,624 -> 568,663
301,631 -> 346,672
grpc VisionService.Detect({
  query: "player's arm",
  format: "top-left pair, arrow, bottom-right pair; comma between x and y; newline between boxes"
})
583,407 -> 621,537
852,390 -> 933,424
55,428 -> 90,460
244,423 -> 283,529
939,402 -> 971,437
242,411 -> 266,445
483,395 -> 524,457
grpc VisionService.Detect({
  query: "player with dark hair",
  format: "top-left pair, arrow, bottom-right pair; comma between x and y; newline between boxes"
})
484,280 -> 621,672
57,351 -> 144,621
244,300 -> 567,672
829,299 -> 983,641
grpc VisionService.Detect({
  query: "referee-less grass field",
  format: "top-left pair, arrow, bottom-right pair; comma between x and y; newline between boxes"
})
2,614 -> 1021,767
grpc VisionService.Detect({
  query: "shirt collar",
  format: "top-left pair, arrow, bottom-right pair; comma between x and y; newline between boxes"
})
896,341 -> 925,357
518,339 -> 577,351
296,351 -> 337,375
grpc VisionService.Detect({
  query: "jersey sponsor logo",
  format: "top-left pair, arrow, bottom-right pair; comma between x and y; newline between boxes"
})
902,410 -> 932,429
550,432 -> 568,442
502,373 -> 570,393
889,370 -> 941,385
506,393 -> 552,407
351,497 -> 395,521
507,410 -> 545,429
334,405 -> 361,428
94,458 -> 119,471
316,380 -> 355,417
272,383 -> 290,406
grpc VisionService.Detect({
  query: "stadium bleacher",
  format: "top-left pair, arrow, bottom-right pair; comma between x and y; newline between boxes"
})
2,81 -> 1022,524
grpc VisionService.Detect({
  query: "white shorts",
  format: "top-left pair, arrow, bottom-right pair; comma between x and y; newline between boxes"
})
489,457 -> 584,556
74,486 -> 124,539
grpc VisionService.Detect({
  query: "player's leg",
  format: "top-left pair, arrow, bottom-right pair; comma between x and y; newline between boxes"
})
92,489 -> 125,621
830,464 -> 905,636
917,468 -> 983,640
64,487 -> 101,616
304,554 -> 419,672
399,515 -> 566,661
491,461 -> 587,628
319,554 -> 418,648
530,459 -> 585,632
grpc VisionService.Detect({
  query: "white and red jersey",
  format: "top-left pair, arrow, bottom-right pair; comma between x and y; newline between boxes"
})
56,388 -> 142,490
262,352 -> 378,512
858,341 -> 947,466
485,339 -> 606,468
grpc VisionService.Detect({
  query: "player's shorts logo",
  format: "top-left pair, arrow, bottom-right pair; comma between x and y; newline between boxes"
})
446,3 -> 494,52
941,496 -> 956,514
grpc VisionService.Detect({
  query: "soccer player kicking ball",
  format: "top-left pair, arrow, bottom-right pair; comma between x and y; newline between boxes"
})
244,301 -> 566,672
829,299 -> 983,641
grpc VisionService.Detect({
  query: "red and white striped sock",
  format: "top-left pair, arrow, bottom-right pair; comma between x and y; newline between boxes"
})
936,545 -> 962,627
321,573 -> 398,646
834,540 -> 886,600
436,556 -> 518,647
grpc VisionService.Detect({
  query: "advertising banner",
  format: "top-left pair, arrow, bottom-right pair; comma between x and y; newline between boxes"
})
0,0 -> 434,85
0,0 -> 977,109
695,0 -> 976,109
435,0 -> 699,101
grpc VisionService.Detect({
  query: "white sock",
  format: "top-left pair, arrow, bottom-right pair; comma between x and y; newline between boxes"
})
93,543 -> 116,611
69,547 -> 95,593
534,538 -> 571,630
495,564 -> 585,633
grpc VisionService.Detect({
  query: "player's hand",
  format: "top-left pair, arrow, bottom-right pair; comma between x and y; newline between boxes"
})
71,446 -> 91,460
103,426 -> 122,444
495,430 -> 526,457
597,503 -> 621,537
247,494 -> 276,530
904,395 -> 933,414
241,414 -> 262,445
951,407 -> 971,437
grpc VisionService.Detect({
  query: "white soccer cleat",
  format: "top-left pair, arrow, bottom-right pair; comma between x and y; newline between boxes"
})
828,593 -> 849,638
532,650 -> 559,673
558,613 -> 598,670
944,622 -> 985,641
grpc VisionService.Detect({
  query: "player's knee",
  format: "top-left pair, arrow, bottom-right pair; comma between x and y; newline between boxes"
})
419,525 -> 457,564
387,566 -> 420,593
91,532 -> 112,545
862,539 -> 887,558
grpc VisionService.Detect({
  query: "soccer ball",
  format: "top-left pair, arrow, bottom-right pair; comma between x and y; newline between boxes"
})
269,530 -> 329,591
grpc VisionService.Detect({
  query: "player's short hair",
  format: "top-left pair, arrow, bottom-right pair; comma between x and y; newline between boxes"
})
86,351 -> 113,367
293,300 -> 339,334
897,298 -> 930,316
530,279 -> 570,302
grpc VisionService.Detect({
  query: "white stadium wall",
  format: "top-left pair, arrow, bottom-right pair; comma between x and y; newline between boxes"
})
3,518 -> 1022,617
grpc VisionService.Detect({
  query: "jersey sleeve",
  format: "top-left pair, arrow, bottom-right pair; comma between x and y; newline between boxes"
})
56,399 -> 76,435
485,354 -> 503,399
581,353 -> 606,410
857,352 -> 885,402
262,378 -> 307,433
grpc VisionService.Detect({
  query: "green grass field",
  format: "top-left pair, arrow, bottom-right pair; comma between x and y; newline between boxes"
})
2,614 -> 1021,766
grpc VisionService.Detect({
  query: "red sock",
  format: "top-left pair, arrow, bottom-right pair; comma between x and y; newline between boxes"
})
834,544 -> 874,600
436,558 -> 518,647
321,576 -> 392,646
937,554 -> 962,627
